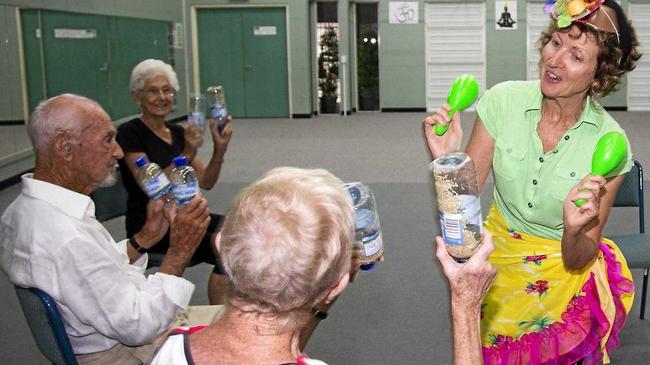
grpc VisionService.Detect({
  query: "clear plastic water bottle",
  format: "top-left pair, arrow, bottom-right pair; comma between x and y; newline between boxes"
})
134,155 -> 174,209
188,93 -> 207,132
170,156 -> 199,208
344,182 -> 384,271
430,152 -> 483,262
206,86 -> 228,134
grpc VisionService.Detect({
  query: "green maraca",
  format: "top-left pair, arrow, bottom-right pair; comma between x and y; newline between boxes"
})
574,131 -> 627,207
434,74 -> 480,136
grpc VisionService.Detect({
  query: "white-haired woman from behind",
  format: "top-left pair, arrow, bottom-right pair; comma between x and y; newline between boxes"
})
151,167 -> 355,365
117,59 -> 232,304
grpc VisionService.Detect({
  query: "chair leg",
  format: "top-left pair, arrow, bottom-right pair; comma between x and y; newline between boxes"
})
641,268 -> 648,320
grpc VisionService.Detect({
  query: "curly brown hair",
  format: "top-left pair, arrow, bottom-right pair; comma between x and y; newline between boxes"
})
538,20 -> 641,99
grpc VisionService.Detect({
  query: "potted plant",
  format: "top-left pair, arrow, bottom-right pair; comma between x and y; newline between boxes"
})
357,30 -> 379,110
318,26 -> 339,113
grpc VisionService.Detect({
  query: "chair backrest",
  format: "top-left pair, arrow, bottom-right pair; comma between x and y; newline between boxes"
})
613,160 -> 645,233
15,286 -> 78,365
90,167 -> 128,222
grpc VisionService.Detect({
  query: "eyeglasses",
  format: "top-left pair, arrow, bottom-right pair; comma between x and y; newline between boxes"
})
141,87 -> 175,98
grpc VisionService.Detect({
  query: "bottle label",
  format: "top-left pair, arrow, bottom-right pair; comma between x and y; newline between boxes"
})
440,213 -> 464,245
189,111 -> 206,130
142,174 -> 172,200
174,180 -> 199,204
210,104 -> 227,120
361,229 -> 383,257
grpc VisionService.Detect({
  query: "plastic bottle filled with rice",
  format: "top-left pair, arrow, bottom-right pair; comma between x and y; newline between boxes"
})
430,152 -> 483,262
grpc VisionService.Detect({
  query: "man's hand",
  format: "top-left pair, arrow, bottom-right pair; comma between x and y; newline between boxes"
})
435,232 -> 497,312
159,195 -> 211,276
127,200 -> 169,263
133,199 -> 169,249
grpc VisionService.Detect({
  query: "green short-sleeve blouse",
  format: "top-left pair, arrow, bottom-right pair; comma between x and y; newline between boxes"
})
476,80 -> 633,240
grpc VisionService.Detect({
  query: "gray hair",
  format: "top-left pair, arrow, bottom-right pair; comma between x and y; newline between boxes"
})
220,167 -> 354,332
129,59 -> 180,92
27,94 -> 104,153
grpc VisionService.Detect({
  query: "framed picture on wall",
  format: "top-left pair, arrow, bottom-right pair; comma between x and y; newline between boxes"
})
495,0 -> 517,30
389,2 -> 418,24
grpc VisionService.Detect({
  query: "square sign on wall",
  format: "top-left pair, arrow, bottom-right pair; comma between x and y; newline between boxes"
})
495,0 -> 518,30
389,2 -> 418,24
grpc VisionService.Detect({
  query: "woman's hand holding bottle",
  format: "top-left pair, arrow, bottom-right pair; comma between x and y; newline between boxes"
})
423,104 -> 464,159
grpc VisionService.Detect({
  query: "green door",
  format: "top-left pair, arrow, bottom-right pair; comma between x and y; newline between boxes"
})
108,17 -> 170,119
197,7 -> 289,118
41,11 -> 110,110
21,10 -> 171,119
197,8 -> 246,118
21,10 -> 46,113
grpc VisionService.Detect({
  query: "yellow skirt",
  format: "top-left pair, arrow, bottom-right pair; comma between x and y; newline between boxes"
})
481,205 -> 634,365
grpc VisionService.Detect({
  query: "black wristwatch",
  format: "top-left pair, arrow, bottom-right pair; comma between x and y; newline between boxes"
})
128,236 -> 148,254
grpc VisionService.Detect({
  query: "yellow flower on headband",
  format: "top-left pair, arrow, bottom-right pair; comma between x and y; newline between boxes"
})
546,0 -> 604,28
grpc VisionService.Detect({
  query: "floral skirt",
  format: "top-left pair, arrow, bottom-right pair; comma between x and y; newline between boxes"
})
481,205 -> 634,365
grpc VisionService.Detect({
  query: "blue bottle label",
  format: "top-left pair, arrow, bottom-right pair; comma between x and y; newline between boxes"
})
173,180 -> 199,204
143,174 -> 172,200
355,208 -> 383,257
210,104 -> 227,120
360,229 -> 383,257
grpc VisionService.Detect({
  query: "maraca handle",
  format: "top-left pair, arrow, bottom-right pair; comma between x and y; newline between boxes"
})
433,109 -> 457,136
434,123 -> 450,136
574,186 -> 591,207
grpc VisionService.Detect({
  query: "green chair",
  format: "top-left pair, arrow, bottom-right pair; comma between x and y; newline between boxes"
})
610,160 -> 650,319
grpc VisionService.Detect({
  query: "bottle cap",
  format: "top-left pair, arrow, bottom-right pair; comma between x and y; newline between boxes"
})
135,156 -> 148,168
173,156 -> 188,167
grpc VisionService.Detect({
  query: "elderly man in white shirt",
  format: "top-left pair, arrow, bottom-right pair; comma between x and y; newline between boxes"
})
0,94 -> 211,364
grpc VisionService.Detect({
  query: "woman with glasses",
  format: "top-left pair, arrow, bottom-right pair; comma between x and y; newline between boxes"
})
117,59 -> 232,304
424,0 -> 641,363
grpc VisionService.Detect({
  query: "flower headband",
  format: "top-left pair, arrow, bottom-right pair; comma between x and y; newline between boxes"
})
545,0 -> 620,43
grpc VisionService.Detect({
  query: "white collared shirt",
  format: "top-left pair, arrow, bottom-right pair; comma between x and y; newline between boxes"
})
0,174 -> 195,355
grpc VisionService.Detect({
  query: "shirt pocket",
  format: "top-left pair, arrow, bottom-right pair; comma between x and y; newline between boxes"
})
551,164 -> 590,202
493,140 -> 526,181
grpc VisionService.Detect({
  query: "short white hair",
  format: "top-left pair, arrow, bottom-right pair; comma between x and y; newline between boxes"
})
220,167 -> 354,332
27,93 -> 105,153
129,59 -> 179,92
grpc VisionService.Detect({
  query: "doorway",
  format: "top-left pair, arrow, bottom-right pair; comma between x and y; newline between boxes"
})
196,7 -> 289,118
356,3 -> 379,111
316,2 -> 339,114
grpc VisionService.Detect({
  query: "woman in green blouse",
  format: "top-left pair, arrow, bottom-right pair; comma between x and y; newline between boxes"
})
423,0 -> 642,363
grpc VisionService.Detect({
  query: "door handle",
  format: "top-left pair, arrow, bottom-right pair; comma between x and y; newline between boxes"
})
244,64 -> 252,71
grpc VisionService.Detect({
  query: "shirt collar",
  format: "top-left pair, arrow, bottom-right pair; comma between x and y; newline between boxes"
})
524,82 -> 603,130
574,95 -> 604,129
21,173 -> 95,220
